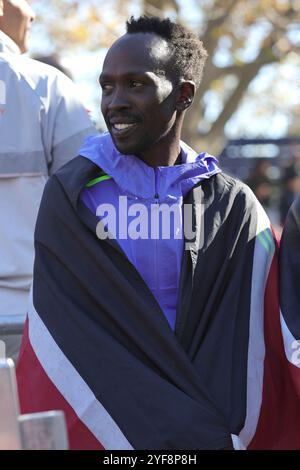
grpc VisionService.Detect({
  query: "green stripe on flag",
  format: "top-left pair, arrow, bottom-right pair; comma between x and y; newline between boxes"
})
264,229 -> 273,246
261,228 -> 274,252
85,174 -> 112,187
257,232 -> 270,253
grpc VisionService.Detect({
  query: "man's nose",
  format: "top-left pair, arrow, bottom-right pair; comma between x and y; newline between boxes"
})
26,2 -> 36,22
107,87 -> 130,110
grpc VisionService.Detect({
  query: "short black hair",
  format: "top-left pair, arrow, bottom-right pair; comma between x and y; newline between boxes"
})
126,16 -> 207,88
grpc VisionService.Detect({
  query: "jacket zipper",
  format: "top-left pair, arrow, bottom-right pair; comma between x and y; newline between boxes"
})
153,168 -> 160,294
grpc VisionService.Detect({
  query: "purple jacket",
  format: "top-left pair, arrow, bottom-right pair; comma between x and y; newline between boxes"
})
80,133 -> 220,329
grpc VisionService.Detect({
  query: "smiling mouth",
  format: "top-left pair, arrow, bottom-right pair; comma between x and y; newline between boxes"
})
111,122 -> 139,137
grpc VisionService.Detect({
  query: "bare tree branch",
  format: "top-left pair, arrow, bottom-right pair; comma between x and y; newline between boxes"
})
143,0 -> 179,16
182,34 -> 277,153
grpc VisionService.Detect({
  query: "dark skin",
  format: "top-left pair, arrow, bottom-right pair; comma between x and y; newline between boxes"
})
100,32 -> 195,167
100,34 -> 235,450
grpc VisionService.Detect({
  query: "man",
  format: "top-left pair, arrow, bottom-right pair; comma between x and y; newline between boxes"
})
17,16 -> 300,450
280,196 -> 300,372
0,0 -> 95,361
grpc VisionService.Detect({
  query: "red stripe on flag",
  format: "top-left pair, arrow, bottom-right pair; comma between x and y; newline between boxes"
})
16,319 -> 104,450
249,252 -> 300,449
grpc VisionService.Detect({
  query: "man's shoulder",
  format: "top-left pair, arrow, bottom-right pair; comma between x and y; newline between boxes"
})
37,159 -> 79,220
22,56 -> 74,89
208,171 -> 256,201
1,53 -> 75,103
44,155 -> 100,200
1,52 -> 59,82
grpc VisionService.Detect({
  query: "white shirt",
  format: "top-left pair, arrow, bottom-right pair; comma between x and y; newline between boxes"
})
0,31 -> 96,317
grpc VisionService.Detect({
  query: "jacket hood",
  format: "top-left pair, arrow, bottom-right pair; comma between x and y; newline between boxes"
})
79,133 -> 221,201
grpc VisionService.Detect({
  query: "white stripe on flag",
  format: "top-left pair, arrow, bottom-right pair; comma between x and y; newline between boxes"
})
27,288 -> 133,450
280,312 -> 300,368
237,200 -> 274,449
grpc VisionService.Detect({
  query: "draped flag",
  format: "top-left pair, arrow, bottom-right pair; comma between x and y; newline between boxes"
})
17,157 -> 300,449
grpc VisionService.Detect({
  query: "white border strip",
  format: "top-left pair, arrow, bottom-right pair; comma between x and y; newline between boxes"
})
237,201 -> 274,449
27,289 -> 133,450
280,312 -> 300,368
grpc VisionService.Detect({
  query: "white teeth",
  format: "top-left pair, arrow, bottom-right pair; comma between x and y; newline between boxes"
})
113,123 -> 135,130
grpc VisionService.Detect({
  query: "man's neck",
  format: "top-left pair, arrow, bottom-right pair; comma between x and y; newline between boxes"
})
137,123 -> 183,167
138,142 -> 182,167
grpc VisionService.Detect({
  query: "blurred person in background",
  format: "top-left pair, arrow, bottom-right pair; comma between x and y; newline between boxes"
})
0,0 -> 96,362
245,158 -> 281,229
280,193 -> 300,326
280,154 -> 300,225
34,53 -> 96,124
33,53 -> 73,80
279,195 -> 300,415
246,159 -> 276,214
17,15 -> 300,450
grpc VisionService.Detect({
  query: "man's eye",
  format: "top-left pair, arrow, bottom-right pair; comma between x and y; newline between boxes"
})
101,84 -> 113,92
131,81 -> 143,88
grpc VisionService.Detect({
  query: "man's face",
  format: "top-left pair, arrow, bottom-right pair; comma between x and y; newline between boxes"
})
0,0 -> 35,53
100,33 -> 179,159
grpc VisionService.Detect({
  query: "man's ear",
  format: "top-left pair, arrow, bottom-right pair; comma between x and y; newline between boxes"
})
176,81 -> 195,112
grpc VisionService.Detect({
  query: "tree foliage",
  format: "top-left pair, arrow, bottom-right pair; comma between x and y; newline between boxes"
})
31,0 -> 300,154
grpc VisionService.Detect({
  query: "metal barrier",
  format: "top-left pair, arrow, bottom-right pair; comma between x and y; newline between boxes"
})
0,315 -> 25,336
